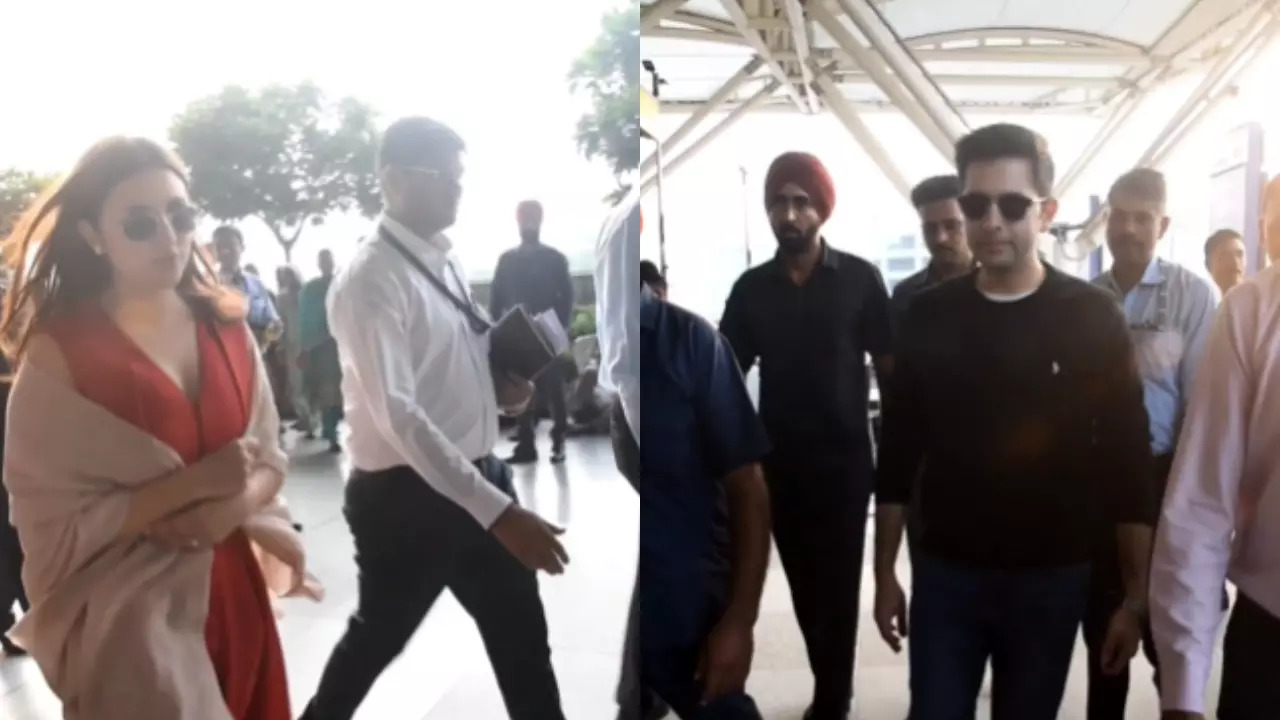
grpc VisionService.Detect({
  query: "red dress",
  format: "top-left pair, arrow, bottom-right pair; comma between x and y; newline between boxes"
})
48,306 -> 291,719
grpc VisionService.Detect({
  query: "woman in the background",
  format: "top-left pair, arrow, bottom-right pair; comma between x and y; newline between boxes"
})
0,136 -> 312,719
275,265 -> 313,438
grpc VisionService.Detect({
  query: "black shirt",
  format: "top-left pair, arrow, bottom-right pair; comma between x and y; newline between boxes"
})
720,243 -> 891,456
877,266 -> 1154,569
490,242 -> 575,328
890,261 -> 974,345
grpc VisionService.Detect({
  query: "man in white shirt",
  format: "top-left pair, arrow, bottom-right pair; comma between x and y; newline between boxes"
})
298,116 -> 570,720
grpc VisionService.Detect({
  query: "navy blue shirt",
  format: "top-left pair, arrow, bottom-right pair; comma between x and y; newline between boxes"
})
640,293 -> 770,646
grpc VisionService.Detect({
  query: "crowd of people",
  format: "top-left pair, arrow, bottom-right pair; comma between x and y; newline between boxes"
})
608,122 -> 1279,720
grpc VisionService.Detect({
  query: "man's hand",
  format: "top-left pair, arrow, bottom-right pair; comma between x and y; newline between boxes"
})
1161,712 -> 1205,720
696,616 -> 754,705
495,372 -> 535,415
1099,605 -> 1143,675
874,572 -> 909,653
490,505 -> 569,574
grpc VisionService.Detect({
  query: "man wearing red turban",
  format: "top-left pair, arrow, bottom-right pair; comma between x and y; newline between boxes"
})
720,151 -> 894,720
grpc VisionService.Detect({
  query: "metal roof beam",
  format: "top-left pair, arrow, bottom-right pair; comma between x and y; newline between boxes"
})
811,63 -> 914,203
639,55 -> 766,176
656,99 -> 1107,114
833,0 -> 970,142
716,0 -> 811,112
778,0 -> 820,113
641,0 -> 689,32
808,1 -> 955,164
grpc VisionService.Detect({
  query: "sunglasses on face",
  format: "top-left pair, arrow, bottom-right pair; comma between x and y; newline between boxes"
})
121,203 -> 198,242
957,193 -> 1043,222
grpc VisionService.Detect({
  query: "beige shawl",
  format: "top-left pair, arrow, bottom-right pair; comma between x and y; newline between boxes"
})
3,343 -> 311,720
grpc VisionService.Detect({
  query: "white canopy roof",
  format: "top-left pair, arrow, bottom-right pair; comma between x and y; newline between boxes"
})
642,0 -> 1262,114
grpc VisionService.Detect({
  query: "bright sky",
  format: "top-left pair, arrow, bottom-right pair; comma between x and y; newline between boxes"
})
1,0 -> 624,282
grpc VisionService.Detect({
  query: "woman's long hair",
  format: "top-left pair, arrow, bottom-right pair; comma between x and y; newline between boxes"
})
0,137 -> 243,363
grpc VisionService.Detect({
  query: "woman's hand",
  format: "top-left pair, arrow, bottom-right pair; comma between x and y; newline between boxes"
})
149,493 -> 252,550
245,517 -> 325,601
183,438 -> 261,503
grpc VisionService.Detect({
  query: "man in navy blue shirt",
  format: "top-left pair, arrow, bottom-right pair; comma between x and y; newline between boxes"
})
639,289 -> 772,719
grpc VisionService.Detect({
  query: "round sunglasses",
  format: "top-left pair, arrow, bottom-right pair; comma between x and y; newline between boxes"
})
957,192 -> 1044,223
121,203 -> 199,242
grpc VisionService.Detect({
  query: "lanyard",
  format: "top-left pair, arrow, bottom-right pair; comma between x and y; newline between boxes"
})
1126,264 -> 1169,333
377,225 -> 492,335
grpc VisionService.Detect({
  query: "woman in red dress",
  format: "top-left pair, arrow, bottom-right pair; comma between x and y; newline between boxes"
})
0,137 -> 300,718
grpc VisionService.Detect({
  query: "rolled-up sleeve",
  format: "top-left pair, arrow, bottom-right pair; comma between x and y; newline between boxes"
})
595,194 -> 640,443
1151,302 -> 1248,714
328,275 -> 512,528
691,322 -> 770,477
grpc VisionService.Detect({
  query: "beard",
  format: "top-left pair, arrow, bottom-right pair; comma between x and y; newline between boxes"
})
774,224 -> 819,255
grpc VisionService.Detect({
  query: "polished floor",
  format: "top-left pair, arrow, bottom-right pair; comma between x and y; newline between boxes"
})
0,429 -> 1227,719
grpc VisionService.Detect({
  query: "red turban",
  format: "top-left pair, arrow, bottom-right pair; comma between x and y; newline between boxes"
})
764,152 -> 835,221
516,200 -> 543,226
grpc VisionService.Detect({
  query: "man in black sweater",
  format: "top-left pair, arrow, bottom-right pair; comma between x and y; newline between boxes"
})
872,123 -> 1155,719
491,200 -> 575,465
0,353 -> 27,658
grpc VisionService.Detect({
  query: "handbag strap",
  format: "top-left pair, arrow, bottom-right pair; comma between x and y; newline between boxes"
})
377,225 -> 493,334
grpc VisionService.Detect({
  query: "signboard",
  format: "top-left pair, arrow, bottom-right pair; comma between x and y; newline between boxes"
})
1208,123 -> 1265,275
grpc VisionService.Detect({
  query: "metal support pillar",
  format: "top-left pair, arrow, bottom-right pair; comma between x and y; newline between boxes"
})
718,0 -> 811,112
639,56 -> 764,177
641,0 -> 687,32
639,77 -> 782,195
809,1 -> 955,164
778,0 -> 820,113
834,0 -> 969,142
812,63 -> 914,203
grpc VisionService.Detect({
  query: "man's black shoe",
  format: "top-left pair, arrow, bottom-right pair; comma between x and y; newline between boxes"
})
507,448 -> 538,465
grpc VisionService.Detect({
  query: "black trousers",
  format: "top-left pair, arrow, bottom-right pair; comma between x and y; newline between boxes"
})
764,449 -> 872,719
1219,591 -> 1280,719
299,457 -> 564,720
1082,453 -> 1173,719
517,361 -> 568,452
0,491 -> 27,641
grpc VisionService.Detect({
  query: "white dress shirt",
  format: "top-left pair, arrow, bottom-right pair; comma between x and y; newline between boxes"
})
594,188 -> 640,443
327,214 -> 513,528
1150,263 -> 1280,713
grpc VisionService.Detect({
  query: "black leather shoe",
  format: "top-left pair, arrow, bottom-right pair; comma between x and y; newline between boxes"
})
507,448 -> 538,465
550,446 -> 566,464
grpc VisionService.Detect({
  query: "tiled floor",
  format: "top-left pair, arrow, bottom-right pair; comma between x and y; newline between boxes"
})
0,430 -> 1228,719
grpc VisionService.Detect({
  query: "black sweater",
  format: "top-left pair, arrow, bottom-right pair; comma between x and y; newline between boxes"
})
876,267 -> 1154,568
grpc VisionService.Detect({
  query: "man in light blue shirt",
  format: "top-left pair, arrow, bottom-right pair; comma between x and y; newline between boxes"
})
1086,167 -> 1218,720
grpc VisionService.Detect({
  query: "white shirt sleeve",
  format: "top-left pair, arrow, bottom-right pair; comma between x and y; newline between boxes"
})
595,192 -> 641,444
1150,299 -> 1248,713
329,273 -> 513,529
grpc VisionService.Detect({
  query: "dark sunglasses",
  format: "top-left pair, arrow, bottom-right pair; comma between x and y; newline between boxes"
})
957,193 -> 1043,222
121,204 -> 198,242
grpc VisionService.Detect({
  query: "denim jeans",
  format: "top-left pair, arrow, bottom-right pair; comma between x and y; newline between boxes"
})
908,554 -> 1090,720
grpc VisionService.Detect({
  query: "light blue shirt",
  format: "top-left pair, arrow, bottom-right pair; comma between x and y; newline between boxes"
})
1093,258 -> 1218,455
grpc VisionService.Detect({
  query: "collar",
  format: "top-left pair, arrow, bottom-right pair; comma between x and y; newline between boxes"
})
1100,257 -> 1164,295
380,213 -> 452,255
772,239 -> 838,274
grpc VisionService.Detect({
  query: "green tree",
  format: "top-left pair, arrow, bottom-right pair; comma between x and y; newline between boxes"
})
170,82 -> 381,262
569,6 -> 640,194
0,169 -> 56,237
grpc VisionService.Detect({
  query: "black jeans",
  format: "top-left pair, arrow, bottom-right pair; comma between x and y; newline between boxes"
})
764,449 -> 872,720
909,555 -> 1090,720
299,457 -> 564,720
517,361 -> 568,453
1218,591 -> 1280,719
